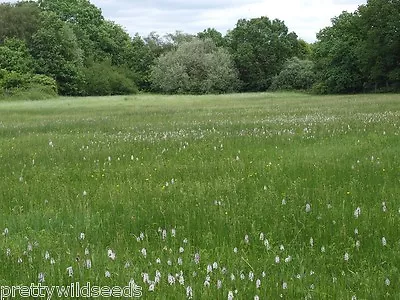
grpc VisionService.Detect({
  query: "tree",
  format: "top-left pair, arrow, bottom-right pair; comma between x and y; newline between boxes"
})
151,39 -> 240,94
0,38 -> 34,73
227,17 -> 300,91
0,1 -> 41,43
357,0 -> 400,91
30,12 -> 84,95
313,11 -> 364,94
198,28 -> 226,47
270,57 -> 316,91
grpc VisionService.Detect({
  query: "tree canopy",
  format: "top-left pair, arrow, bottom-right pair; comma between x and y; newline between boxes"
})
0,0 -> 399,100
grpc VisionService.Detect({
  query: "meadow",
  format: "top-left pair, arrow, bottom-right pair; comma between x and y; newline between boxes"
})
0,92 -> 399,299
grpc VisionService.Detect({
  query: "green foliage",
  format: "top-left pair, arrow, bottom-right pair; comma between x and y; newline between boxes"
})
81,60 -> 138,96
30,12 -> 84,95
197,28 -> 226,47
151,39 -> 240,94
0,70 -> 58,100
227,17 -> 300,91
0,1 -> 41,42
313,0 -> 400,93
270,57 -> 316,91
0,38 -> 34,73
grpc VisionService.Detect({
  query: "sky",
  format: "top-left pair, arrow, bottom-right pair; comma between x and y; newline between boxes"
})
90,0 -> 367,42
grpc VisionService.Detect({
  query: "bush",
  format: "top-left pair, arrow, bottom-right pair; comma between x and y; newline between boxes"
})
81,60 -> 138,96
0,70 -> 58,100
270,57 -> 316,91
150,38 -> 240,94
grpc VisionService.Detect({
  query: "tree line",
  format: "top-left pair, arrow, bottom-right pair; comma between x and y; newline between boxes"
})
0,0 -> 399,99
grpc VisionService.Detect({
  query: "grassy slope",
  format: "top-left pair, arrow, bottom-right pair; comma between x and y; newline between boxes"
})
0,93 -> 399,299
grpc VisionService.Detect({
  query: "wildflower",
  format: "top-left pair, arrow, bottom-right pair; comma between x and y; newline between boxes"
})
354,228 -> 359,235
254,296 -> 260,300
85,259 -> 92,269
155,270 -> 161,283
66,266 -> 73,277
264,239 -> 271,250
162,229 -> 167,240
256,279 -> 261,288
50,258 -> 55,265
139,232 -> 145,240
194,253 -> 200,264
233,247 -> 238,253
141,248 -> 147,258
305,203 -> 311,213
310,237 -> 314,248
213,262 -> 218,269
285,256 -> 292,263
204,280 -> 210,287
321,246 -> 326,253
262,271 -> 266,278
354,207 -> 361,218
240,273 -> 245,280
259,232 -> 264,241
38,272 -> 45,283
282,198 -> 287,205
183,238 -> 188,244
85,248 -> 90,255
310,284 -> 315,290
282,282 -> 288,289
344,252 -> 349,262
107,249 -> 116,260
44,251 -> 50,260
105,270 -> 111,278
186,286 -> 193,299
249,271 -> 254,281
228,291 -> 234,300
382,237 -> 387,246
382,202 -> 387,212
6,248 -> 11,256
124,261 -> 130,268
385,278 -> 390,286
171,228 -> 176,237
231,273 -> 236,281
221,267 -> 227,274
156,258 -> 161,264
79,232 -> 85,240
168,274 -> 175,285
244,235 -> 249,244
17,258 -> 23,264
179,247 -> 184,253
217,280 -> 222,289
2,228 -> 8,236
178,257 -> 183,265
275,256 -> 280,264
351,296 -> 357,300
207,265 -> 213,273
167,259 -> 172,266
83,191 -> 87,196
355,240 -> 360,249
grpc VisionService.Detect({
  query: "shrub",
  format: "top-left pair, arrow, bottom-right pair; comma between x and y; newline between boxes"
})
150,39 -> 240,94
81,60 -> 138,96
270,57 -> 316,91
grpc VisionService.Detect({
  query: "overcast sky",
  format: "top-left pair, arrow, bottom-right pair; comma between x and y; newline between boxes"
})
90,0 -> 367,42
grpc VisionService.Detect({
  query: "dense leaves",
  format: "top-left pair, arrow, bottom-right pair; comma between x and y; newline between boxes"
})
227,17 -> 300,91
151,39 -> 240,94
0,0 -> 399,99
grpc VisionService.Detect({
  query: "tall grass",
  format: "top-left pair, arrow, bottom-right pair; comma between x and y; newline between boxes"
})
0,93 -> 399,299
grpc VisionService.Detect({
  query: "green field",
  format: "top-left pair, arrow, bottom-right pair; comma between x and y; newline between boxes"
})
0,93 -> 399,299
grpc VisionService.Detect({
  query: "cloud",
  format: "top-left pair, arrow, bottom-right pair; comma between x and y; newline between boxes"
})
85,0 -> 368,42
